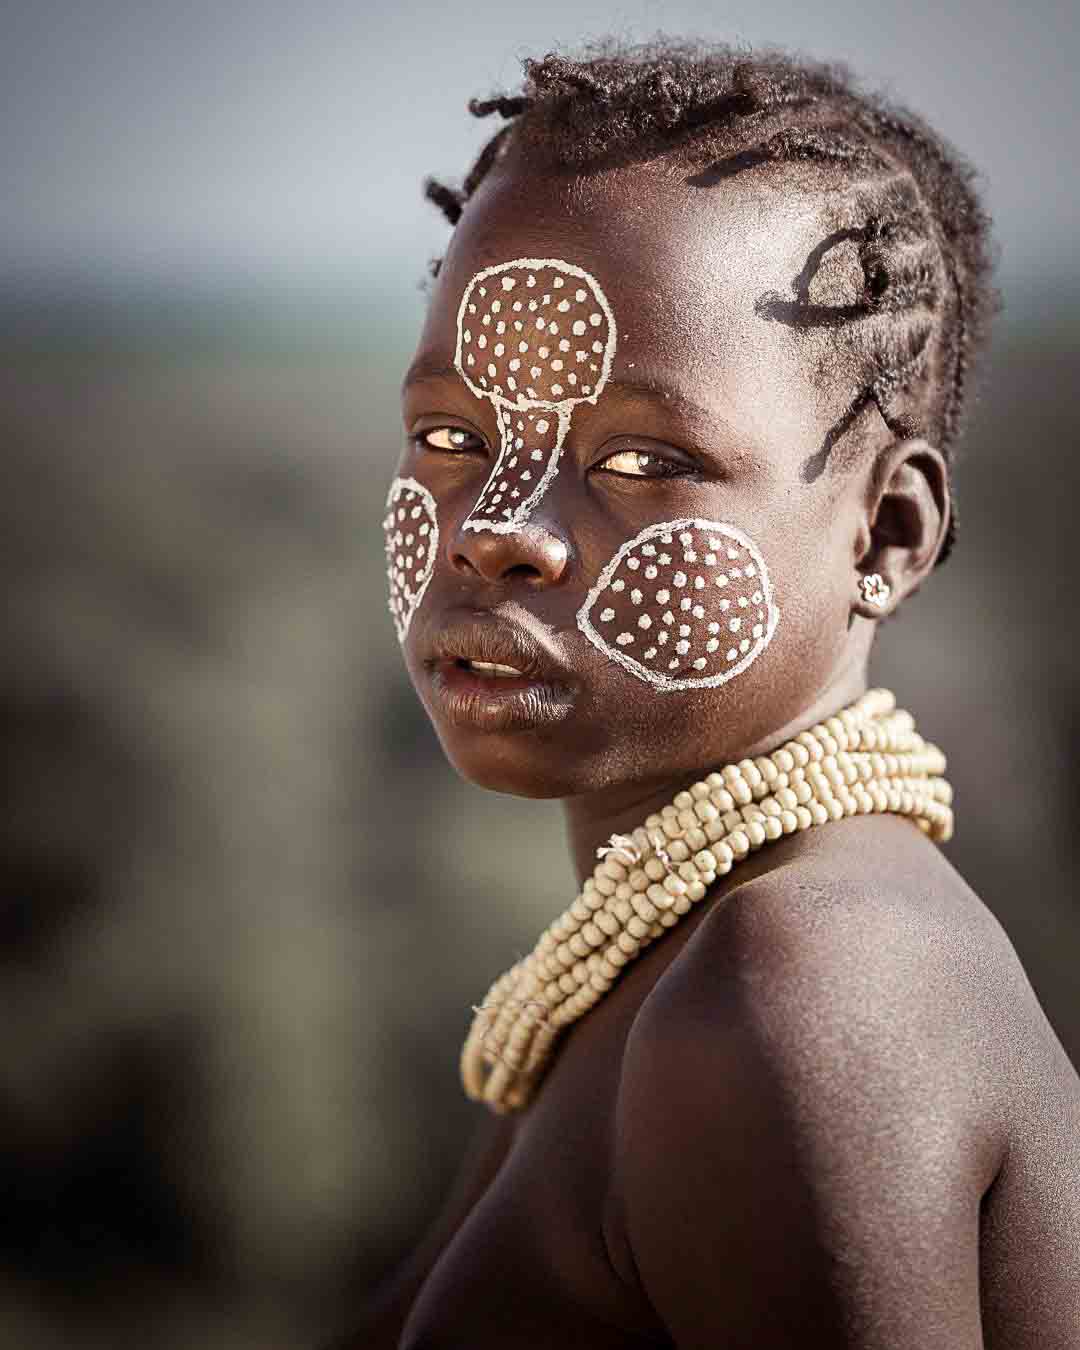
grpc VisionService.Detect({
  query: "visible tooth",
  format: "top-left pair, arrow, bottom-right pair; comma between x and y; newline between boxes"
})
469,660 -> 523,677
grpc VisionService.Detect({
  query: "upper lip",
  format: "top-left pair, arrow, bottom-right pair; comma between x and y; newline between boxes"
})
426,612 -> 573,685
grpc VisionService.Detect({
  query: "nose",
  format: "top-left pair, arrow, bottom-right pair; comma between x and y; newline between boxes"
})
449,518 -> 569,587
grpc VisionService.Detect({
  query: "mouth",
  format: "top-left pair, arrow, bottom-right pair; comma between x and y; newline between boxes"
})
424,613 -> 577,732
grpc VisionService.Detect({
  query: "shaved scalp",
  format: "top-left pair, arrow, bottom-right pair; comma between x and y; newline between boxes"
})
423,40 -> 999,566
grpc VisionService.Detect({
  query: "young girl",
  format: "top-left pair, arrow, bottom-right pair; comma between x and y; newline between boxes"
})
364,40 -> 1080,1349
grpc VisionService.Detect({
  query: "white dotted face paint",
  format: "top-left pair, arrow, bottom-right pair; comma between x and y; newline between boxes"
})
577,519 -> 779,690
384,476 -> 439,643
454,258 -> 616,533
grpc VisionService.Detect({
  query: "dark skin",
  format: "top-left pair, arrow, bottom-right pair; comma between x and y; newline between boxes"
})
357,148 -> 1080,1349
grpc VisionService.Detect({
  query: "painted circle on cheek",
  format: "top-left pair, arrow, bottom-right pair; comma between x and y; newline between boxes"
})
384,476 -> 439,643
577,519 -> 779,690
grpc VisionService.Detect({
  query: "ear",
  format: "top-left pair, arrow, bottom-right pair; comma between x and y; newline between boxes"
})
851,438 -> 950,618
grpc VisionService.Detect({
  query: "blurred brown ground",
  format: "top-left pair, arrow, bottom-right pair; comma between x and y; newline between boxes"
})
1,275 -> 1077,1348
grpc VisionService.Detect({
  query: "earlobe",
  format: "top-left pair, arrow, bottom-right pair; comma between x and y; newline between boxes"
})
853,437 -> 950,618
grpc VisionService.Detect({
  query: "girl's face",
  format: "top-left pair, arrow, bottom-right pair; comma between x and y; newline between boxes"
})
393,152 -> 879,800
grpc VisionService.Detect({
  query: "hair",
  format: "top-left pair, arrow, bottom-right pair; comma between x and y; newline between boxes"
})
422,40 -> 999,566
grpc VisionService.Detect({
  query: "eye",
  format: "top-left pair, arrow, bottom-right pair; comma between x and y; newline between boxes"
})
414,426 -> 486,454
594,449 -> 694,480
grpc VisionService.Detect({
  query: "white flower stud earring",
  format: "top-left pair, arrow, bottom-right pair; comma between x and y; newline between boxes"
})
860,572 -> 891,608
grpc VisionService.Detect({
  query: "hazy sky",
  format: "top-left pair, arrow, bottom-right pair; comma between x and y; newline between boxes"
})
3,0 -> 1076,300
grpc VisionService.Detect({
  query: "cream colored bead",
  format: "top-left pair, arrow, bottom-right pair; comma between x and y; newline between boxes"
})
646,883 -> 674,910
629,869 -> 650,892
626,915 -> 651,939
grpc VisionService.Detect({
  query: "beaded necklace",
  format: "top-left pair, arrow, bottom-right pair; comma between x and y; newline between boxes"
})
461,687 -> 953,1114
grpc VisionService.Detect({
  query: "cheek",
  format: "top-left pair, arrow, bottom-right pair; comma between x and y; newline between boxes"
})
577,519 -> 779,690
383,477 -> 439,643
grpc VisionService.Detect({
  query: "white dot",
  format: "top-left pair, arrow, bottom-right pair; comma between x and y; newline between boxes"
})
552,359 -> 563,371
600,608 -> 615,622
551,384 -> 563,395
513,301 -> 523,312
727,548 -> 739,560
509,358 -> 520,371
694,576 -> 706,590
536,317 -> 547,331
575,288 -> 586,301
560,339 -> 570,351
502,276 -> 515,290
663,611 -> 675,625
641,544 -> 656,556
727,648 -> 738,661
680,532 -> 693,546
752,591 -> 763,604
706,639 -> 720,653
739,596 -> 749,607
644,565 -> 658,579
491,300 -> 501,313
554,277 -> 564,287
692,658 -> 707,670
630,588 -> 643,604
590,313 -> 602,326
478,335 -> 487,349
714,574 -> 728,588
611,579 -> 625,592
658,631 -> 669,645
740,638 -> 751,653
531,366 -> 542,379
496,321 -> 506,334
673,571 -> 687,587
658,553 -> 672,565
531,449 -> 543,461
745,564 -> 757,576
676,640 -> 690,655
573,320 -> 587,335
527,275 -> 536,286
729,618 -> 741,632
692,605 -> 705,619
615,632 -> 634,646
592,341 -> 603,353
680,598 -> 692,612
464,329 -> 472,343
679,624 -> 691,636
487,363 -> 496,376
644,647 -> 657,660
638,615 -> 652,630
656,589 -> 670,604
538,345 -> 550,359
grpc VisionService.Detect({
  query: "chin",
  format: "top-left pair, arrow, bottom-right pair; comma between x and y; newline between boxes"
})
433,723 -> 588,800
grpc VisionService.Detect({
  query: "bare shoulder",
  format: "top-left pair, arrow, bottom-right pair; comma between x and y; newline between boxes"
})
626,814 -> 1060,1177
609,816 -> 1079,1347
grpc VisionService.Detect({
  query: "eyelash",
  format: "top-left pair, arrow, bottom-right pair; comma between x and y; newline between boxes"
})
412,428 -> 696,480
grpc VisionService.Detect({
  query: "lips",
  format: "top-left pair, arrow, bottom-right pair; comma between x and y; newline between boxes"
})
427,614 -> 571,686
422,612 -> 576,732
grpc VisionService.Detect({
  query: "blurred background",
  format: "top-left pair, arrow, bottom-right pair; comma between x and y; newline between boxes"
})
2,1 -> 1077,1346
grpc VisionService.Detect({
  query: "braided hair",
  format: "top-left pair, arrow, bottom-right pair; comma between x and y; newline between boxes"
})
423,41 -> 998,565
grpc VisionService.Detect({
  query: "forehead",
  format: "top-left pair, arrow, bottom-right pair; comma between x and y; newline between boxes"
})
414,155 -> 841,438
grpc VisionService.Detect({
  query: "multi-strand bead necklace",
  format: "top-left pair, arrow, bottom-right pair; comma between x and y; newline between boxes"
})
461,687 -> 953,1114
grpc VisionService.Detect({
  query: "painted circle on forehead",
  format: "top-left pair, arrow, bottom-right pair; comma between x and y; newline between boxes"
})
453,257 -> 617,411
383,476 -> 439,644
577,519 -> 779,691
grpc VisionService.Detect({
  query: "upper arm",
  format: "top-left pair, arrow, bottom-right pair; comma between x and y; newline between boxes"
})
612,880 -> 994,1350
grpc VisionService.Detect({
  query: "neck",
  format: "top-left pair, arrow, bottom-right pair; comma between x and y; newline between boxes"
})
561,663 -> 869,886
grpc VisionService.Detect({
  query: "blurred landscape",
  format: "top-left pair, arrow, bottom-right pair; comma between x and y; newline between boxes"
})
3,0 -> 1078,1345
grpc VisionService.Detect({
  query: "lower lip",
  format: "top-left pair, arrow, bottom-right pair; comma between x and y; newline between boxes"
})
428,662 -> 576,732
